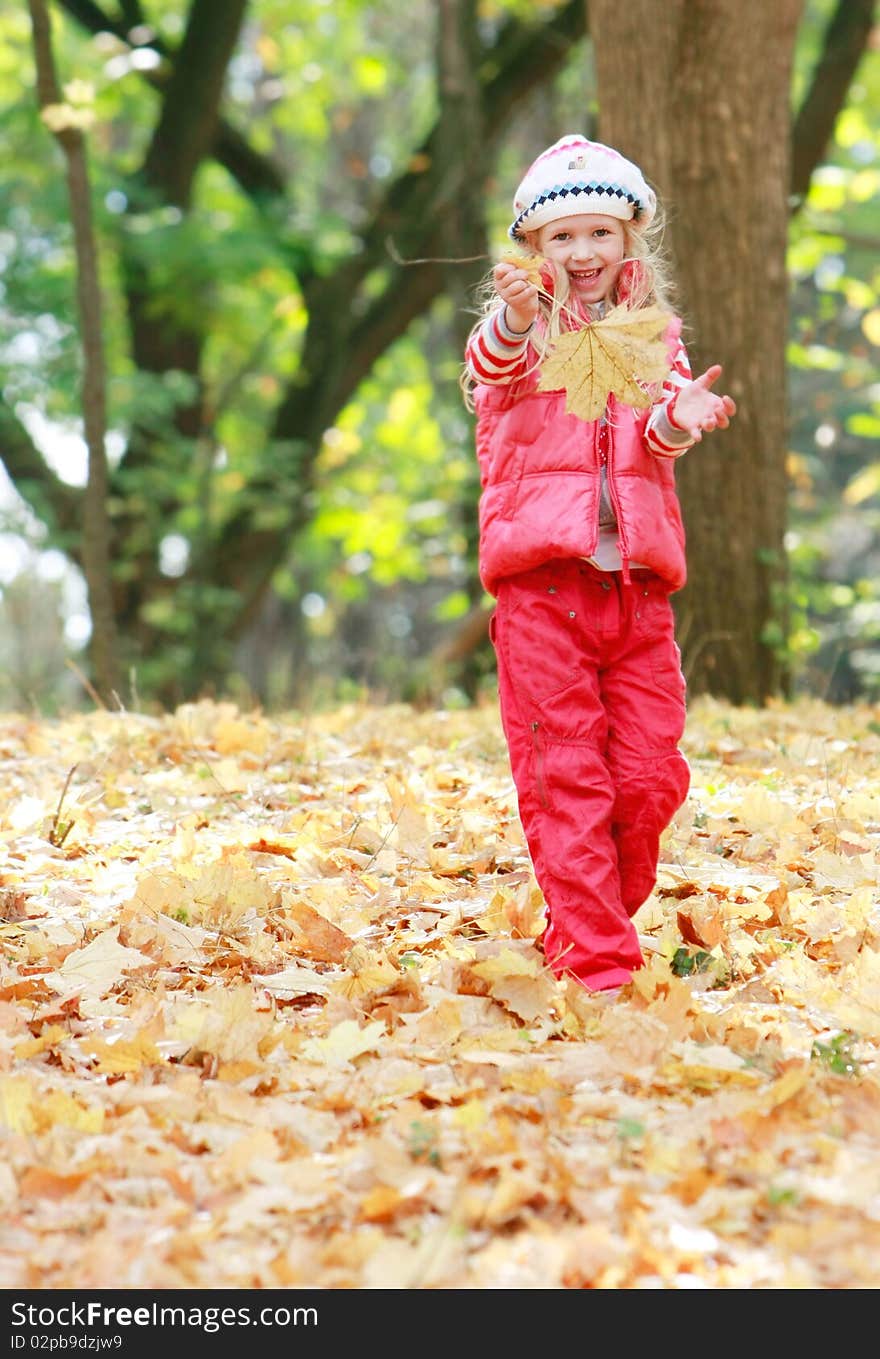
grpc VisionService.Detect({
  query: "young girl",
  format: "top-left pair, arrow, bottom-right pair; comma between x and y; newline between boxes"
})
463,135 -> 736,996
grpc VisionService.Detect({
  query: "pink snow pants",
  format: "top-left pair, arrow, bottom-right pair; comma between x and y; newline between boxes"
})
491,558 -> 690,991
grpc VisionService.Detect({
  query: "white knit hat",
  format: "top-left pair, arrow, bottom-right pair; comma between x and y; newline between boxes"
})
509,134 -> 656,240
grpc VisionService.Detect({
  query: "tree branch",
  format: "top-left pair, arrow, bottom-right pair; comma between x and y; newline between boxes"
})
54,0 -> 286,199
211,1 -> 586,622
138,0 -> 249,208
481,0 -> 588,133
28,0 -> 119,697
0,395 -> 82,542
355,0 -> 586,283
791,0 -> 876,206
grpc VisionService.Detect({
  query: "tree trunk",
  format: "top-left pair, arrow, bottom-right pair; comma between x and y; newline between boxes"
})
436,0 -> 489,697
28,0 -> 119,703
590,0 -> 803,702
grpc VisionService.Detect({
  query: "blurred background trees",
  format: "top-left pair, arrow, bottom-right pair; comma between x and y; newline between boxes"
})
1,0 -> 878,712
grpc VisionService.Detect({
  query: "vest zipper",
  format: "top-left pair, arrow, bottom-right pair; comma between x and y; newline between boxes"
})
530,720 -> 549,809
603,406 -> 631,581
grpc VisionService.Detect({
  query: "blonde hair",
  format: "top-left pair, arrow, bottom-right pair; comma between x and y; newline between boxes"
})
460,205 -> 677,411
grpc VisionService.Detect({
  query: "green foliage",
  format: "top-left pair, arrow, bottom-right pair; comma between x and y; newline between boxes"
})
784,0 -> 880,699
407,1119 -> 442,1168
766,1184 -> 800,1207
810,1030 -> 860,1077
1,0 -> 878,707
670,946 -> 713,977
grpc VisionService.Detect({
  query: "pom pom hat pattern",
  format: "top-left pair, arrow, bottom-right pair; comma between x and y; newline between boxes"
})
509,134 -> 656,241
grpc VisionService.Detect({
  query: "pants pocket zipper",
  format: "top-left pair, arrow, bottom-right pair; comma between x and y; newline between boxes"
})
530,720 -> 549,809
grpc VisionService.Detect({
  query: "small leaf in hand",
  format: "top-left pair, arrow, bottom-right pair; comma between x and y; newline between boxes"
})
498,252 -> 545,287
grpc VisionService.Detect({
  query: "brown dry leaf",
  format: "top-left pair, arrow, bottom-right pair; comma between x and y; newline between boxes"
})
676,895 -> 726,949
537,303 -> 673,421
18,1166 -> 93,1199
280,894 -> 352,963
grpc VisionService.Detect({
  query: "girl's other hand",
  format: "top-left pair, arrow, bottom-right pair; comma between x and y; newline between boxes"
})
493,261 -> 539,334
669,364 -> 736,440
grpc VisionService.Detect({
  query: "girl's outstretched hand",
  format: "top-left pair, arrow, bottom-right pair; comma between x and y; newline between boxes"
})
669,364 -> 736,440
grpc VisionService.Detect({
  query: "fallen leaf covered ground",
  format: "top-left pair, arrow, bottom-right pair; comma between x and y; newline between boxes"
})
2,693 -> 880,1289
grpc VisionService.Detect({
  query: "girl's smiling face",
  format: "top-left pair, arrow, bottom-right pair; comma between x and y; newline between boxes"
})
535,213 -> 626,304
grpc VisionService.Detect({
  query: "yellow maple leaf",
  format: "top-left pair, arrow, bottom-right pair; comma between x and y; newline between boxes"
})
471,947 -> 542,983
488,974 -> 555,1024
14,1024 -> 68,1060
0,1076 -> 36,1133
337,944 -> 399,999
300,1019 -> 386,1067
83,1033 -> 162,1075
36,1091 -> 104,1134
538,303 -> 673,421
452,1098 -> 489,1131
213,714 -> 270,755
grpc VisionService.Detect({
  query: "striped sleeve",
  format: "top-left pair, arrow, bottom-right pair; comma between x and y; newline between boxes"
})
644,339 -> 696,459
464,308 -> 534,385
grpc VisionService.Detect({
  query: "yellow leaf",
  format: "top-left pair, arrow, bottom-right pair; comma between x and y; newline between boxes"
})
215,1128 -> 279,1179
538,303 -> 673,421
14,1024 -> 67,1060
452,1098 -> 489,1130
337,944 -> 399,999
668,1040 -> 763,1088
169,987 -> 273,1064
83,1033 -> 162,1075
843,462 -> 880,506
487,974 -> 553,1024
498,251 -> 545,287
483,1170 -> 542,1225
761,1063 -> 811,1112
300,1019 -> 386,1067
36,1091 -> 104,1134
213,716 -> 270,756
502,1066 -> 554,1094
189,852 -> 276,922
0,1076 -> 36,1132
471,947 -> 542,983
359,1184 -> 404,1222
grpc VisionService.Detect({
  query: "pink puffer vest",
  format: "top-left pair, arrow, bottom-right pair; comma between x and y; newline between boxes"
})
474,370 -> 687,597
